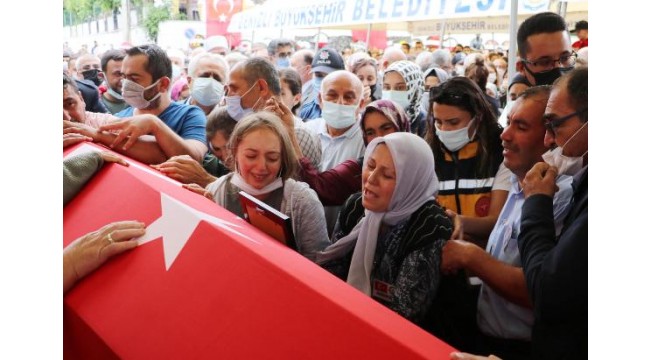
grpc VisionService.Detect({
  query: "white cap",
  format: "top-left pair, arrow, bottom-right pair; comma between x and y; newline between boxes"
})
204,36 -> 229,54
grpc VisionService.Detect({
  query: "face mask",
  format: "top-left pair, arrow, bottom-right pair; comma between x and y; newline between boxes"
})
230,171 -> 283,196
276,57 -> 290,69
382,90 -> 410,112
172,64 -> 181,80
122,78 -> 162,109
322,100 -> 358,129
435,118 -> 476,152
191,77 -> 225,107
225,84 -> 259,121
525,65 -> 574,86
107,86 -> 123,101
419,91 -> 430,114
312,76 -> 324,93
541,121 -> 587,176
455,65 -> 465,77
82,69 -> 103,86
487,73 -> 497,84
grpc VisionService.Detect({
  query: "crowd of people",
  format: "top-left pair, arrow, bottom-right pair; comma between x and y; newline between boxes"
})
63,12 -> 588,360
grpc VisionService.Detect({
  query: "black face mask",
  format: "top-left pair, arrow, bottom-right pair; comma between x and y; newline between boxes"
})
81,69 -> 104,87
524,65 -> 574,86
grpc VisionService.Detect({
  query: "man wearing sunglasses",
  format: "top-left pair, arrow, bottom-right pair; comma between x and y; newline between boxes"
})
518,67 -> 587,359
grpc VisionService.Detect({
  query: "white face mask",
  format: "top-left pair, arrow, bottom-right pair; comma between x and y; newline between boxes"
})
107,86 -> 123,101
321,100 -> 358,129
382,90 -> 411,112
122,78 -> 162,109
487,73 -> 497,84
225,84 -> 259,121
230,172 -> 283,196
191,77 -> 225,106
541,121 -> 588,176
435,118 -> 476,152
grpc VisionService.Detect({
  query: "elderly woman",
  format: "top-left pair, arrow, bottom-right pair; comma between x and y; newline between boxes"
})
203,112 -> 330,261
317,132 -> 453,326
382,60 -> 427,137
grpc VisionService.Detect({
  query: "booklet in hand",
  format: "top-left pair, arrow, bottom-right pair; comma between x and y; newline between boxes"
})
238,191 -> 297,250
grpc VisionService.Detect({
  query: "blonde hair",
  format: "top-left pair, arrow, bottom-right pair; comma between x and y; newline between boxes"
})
227,111 -> 298,181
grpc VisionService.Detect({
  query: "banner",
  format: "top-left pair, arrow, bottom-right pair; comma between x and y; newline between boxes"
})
63,142 -> 457,359
228,0 -> 551,32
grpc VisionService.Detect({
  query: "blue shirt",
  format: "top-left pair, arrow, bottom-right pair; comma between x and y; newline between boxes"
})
476,174 -> 573,340
116,102 -> 207,145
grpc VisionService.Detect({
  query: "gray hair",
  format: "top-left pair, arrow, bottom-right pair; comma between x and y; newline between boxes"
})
237,57 -> 281,95
415,51 -> 434,72
187,52 -> 230,82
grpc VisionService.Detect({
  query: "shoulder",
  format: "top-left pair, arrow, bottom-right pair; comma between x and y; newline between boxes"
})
206,173 -> 232,197
284,179 -> 319,203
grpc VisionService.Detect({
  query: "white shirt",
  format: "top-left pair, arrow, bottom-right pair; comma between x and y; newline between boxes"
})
305,118 -> 365,172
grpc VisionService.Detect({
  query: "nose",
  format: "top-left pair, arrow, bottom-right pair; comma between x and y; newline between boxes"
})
544,129 -> 556,148
366,168 -> 379,185
500,123 -> 512,142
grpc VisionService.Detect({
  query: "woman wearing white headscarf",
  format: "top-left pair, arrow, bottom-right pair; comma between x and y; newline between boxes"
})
317,132 -> 453,325
382,61 -> 427,137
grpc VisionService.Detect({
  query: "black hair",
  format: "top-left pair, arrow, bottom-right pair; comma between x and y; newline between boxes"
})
63,73 -> 79,93
125,44 -> 172,81
517,12 -> 568,59
100,49 -> 126,72
206,107 -> 237,143
425,77 -> 503,179
239,57 -> 282,95
279,68 -> 302,115
557,67 -> 588,123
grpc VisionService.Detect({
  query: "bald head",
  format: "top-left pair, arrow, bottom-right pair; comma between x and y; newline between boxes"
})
381,48 -> 407,71
321,70 -> 363,98
290,49 -> 314,84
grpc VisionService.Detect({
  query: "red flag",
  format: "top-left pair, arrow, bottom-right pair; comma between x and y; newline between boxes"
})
63,142 -> 456,358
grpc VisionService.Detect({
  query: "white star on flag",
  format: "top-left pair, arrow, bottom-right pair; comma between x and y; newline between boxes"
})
219,13 -> 227,22
137,193 -> 260,271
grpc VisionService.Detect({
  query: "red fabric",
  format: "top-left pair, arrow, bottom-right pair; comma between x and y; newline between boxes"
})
352,29 -> 387,50
206,0 -> 242,48
298,157 -> 362,206
63,143 -> 456,358
572,39 -> 588,49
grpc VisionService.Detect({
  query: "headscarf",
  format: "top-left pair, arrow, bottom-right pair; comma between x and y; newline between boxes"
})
317,132 -> 439,295
423,67 -> 450,84
384,60 -> 424,125
360,99 -> 411,145
171,77 -> 189,101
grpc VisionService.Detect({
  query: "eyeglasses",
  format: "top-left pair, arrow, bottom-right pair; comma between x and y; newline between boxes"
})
543,108 -> 587,135
522,51 -> 577,70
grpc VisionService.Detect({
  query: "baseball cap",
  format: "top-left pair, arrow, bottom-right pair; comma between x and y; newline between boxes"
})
205,36 -> 229,54
311,48 -> 345,74
571,20 -> 588,33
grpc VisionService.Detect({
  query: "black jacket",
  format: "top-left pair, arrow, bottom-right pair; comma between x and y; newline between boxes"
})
518,168 -> 588,359
75,78 -> 109,114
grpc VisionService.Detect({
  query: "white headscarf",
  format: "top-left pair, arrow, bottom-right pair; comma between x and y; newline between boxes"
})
317,132 -> 439,295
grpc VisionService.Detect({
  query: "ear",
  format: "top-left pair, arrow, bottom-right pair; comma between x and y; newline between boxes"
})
258,79 -> 270,98
515,60 -> 525,74
159,77 -> 171,92
293,92 -> 301,105
186,75 -> 193,87
317,92 -> 323,108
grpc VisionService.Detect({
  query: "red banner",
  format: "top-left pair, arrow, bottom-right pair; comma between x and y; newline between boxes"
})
63,142 -> 456,359
206,0 -> 243,48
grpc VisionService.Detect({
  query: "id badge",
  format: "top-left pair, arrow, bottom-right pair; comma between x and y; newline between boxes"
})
372,279 -> 395,303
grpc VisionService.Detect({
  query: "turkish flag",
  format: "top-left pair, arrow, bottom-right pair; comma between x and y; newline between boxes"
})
63,142 -> 456,358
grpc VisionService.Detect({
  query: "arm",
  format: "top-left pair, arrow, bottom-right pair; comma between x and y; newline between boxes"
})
442,240 -> 531,308
298,157 -> 362,206
290,185 -> 331,262
63,152 -> 104,205
99,114 -> 207,162
461,189 -> 508,246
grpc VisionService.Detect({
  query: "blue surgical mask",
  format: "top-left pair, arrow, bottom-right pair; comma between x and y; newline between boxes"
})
276,57 -> 290,69
191,77 -> 225,106
312,76 -> 324,93
225,84 -> 259,121
382,90 -> 410,111
322,100 -> 358,129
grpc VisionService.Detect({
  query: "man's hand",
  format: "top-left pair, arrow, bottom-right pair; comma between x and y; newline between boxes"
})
64,120 -> 99,140
446,209 -> 464,240
98,114 -> 160,151
523,162 -> 559,199
151,155 -> 215,187
182,183 -> 214,200
442,239 -> 479,275
63,133 -> 93,149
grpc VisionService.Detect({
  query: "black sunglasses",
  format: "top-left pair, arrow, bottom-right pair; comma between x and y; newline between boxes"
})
543,108 -> 587,135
